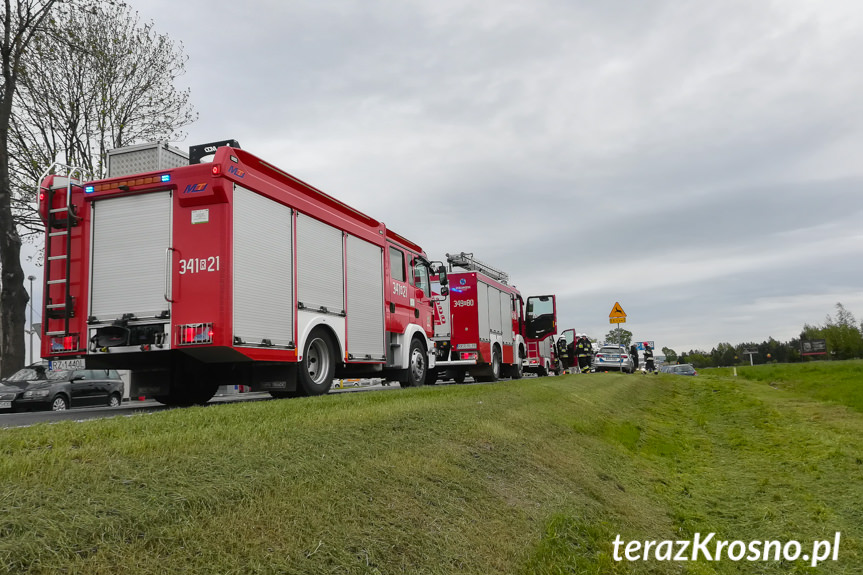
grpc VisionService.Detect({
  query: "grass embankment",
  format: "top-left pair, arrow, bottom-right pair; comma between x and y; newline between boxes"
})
705,359 -> 863,412
1,365 -> 861,574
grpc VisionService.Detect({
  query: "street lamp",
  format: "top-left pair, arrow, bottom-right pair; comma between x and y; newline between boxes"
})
27,275 -> 36,365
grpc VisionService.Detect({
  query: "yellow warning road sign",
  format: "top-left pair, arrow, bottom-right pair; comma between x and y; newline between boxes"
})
609,302 -> 626,318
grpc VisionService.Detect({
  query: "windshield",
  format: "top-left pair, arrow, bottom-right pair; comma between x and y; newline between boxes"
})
6,367 -> 70,382
6,368 -> 46,382
598,347 -> 622,354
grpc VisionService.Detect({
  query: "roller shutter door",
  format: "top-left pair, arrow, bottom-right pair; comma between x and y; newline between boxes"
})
488,285 -> 502,334
478,282 -> 490,338
346,235 -> 385,360
233,186 -> 294,347
297,214 -> 345,314
501,291 -> 513,344
90,192 -> 172,321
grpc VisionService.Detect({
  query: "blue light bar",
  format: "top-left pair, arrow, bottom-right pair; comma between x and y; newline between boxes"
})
161,174 -> 171,182
85,185 -> 95,193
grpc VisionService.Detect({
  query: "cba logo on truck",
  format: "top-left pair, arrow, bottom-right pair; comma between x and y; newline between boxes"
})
184,183 -> 208,194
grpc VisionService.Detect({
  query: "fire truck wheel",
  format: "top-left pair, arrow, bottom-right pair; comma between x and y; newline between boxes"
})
509,359 -> 523,379
453,370 -> 466,384
476,347 -> 502,383
402,338 -> 427,387
299,329 -> 336,396
425,368 -> 439,385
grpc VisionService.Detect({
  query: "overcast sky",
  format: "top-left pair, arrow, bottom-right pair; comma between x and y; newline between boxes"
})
23,0 -> 863,356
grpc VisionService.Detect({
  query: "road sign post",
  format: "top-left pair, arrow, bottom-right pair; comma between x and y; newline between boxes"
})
608,302 -> 627,364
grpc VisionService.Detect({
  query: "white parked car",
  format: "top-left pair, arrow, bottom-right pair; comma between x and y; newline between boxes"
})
593,345 -> 635,373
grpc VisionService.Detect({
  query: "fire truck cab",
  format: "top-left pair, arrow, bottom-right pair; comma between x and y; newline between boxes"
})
432,252 -> 556,383
38,140 -> 446,405
522,294 -> 559,376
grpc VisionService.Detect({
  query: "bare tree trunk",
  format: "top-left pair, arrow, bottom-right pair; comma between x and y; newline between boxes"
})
0,84 -> 30,377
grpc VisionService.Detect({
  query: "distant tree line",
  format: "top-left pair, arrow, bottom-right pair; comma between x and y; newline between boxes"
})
677,303 -> 863,369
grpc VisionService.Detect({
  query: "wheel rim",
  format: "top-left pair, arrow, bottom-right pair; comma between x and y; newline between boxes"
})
493,352 -> 501,378
410,346 -> 425,383
306,337 -> 331,385
52,397 -> 67,411
110,396 -> 120,407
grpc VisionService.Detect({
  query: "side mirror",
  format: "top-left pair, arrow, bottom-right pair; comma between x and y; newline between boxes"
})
437,266 -> 448,286
440,286 -> 449,297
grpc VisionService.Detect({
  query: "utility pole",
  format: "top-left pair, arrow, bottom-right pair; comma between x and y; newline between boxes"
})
27,275 -> 36,365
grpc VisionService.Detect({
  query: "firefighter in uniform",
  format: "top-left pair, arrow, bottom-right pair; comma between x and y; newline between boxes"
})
576,334 -> 593,373
630,344 -> 639,372
556,335 -> 571,371
643,343 -> 655,374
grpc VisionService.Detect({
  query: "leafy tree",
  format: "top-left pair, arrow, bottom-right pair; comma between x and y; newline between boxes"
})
605,327 -> 632,347
0,0 -> 195,377
11,2 -> 196,241
661,347 -> 678,363
1,0 -> 60,378
822,303 -> 863,360
711,342 -> 736,367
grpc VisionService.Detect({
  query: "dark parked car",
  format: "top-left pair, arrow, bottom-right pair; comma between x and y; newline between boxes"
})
664,364 -> 698,376
0,364 -> 124,412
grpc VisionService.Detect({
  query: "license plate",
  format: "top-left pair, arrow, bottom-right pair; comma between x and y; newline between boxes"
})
49,358 -> 85,371
0,401 -> 11,409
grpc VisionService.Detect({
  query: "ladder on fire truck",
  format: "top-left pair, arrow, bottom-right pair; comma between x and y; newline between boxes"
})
445,252 -> 509,284
37,163 -> 85,340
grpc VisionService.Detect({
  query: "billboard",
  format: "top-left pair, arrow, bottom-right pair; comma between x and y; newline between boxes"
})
801,339 -> 827,356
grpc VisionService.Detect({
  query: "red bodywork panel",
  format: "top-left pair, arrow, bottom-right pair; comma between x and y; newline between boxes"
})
38,147 -> 431,363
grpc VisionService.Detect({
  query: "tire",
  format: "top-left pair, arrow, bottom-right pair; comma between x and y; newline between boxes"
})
400,338 -> 427,388
537,363 -> 548,377
299,328 -> 336,396
477,347 -> 502,382
509,358 -> 523,379
51,395 -> 68,411
491,347 -> 501,381
425,368 -> 439,386
453,370 -> 466,384
108,393 -> 122,408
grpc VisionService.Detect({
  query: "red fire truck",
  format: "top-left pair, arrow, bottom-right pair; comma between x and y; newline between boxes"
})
38,140 -> 448,405
432,252 -> 556,382
522,294 -> 559,376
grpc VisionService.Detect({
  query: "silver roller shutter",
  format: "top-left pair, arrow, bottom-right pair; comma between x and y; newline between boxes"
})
501,291 -> 513,344
233,186 -> 294,347
478,282 -> 490,337
91,191 -> 172,321
297,213 -> 345,314
346,235 -> 385,360
488,285 -> 502,334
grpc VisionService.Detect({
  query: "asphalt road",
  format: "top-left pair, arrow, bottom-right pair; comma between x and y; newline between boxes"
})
0,373 -> 561,429
0,379 -> 442,429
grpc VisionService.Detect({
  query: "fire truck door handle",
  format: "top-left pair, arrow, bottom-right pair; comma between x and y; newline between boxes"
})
164,247 -> 175,303
390,302 -> 395,313
414,308 -> 420,318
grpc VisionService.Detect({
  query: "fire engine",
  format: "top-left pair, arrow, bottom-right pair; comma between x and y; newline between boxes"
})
431,252 -> 556,382
37,140 -> 448,406
522,294 -> 559,376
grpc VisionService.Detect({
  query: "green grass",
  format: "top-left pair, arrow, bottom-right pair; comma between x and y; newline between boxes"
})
704,359 -> 863,412
1,365 -> 861,574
